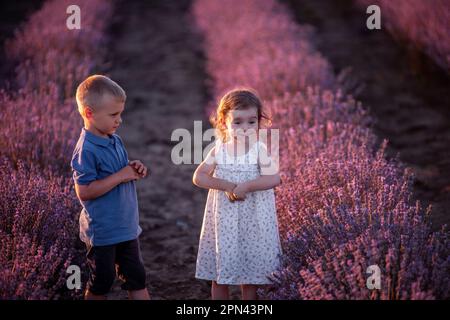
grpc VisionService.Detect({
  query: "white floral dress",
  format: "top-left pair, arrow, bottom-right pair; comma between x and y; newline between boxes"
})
195,140 -> 282,285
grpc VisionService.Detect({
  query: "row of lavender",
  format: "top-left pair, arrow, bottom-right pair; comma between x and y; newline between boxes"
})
355,0 -> 450,72
192,0 -> 449,299
0,0 -> 112,299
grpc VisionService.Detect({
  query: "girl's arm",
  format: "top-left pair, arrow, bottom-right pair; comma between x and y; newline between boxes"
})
233,141 -> 281,198
232,174 -> 281,200
240,173 -> 281,193
192,147 -> 236,193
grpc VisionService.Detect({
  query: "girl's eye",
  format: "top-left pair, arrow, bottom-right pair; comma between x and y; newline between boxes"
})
249,121 -> 255,124
234,122 -> 240,125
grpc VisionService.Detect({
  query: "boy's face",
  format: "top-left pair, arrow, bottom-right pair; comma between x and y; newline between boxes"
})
85,94 -> 125,137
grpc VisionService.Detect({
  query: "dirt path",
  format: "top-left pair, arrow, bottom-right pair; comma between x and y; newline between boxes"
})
98,0 -> 450,300
285,0 -> 450,230
106,0 -> 211,299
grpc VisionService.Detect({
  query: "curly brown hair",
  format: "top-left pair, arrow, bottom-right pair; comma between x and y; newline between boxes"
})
210,88 -> 271,142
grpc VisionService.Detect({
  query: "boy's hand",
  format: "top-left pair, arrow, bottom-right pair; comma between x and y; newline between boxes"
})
129,160 -> 148,178
233,183 -> 248,201
118,165 -> 141,183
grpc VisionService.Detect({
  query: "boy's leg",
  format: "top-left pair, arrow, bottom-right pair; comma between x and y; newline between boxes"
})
212,281 -> 229,300
240,284 -> 258,300
115,239 -> 150,300
85,243 -> 116,300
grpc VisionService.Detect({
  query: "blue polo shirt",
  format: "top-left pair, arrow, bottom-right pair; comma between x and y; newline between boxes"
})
70,128 -> 142,246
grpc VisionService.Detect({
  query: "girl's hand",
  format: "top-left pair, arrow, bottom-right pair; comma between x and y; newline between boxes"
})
129,160 -> 148,178
225,181 -> 238,202
233,183 -> 248,201
225,191 -> 238,202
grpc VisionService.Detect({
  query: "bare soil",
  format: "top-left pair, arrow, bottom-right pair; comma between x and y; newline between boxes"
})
106,0 -> 211,299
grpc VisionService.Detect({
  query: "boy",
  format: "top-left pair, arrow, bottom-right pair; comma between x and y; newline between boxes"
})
71,74 -> 150,300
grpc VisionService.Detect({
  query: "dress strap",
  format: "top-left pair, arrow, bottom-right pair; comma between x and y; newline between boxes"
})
215,139 -> 226,165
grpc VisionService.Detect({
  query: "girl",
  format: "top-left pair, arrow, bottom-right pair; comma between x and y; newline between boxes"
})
193,88 -> 282,300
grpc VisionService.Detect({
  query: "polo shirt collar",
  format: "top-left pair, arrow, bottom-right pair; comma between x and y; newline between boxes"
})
82,128 -> 113,147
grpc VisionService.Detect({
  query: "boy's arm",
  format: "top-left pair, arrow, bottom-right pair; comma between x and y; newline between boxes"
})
75,173 -> 121,201
72,147 -> 141,201
75,165 -> 139,201
192,147 -> 235,192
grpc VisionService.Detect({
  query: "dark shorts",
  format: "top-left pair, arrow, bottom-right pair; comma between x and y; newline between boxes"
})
86,239 -> 146,295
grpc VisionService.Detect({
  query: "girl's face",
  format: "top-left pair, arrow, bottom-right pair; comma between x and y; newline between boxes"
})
225,106 -> 258,140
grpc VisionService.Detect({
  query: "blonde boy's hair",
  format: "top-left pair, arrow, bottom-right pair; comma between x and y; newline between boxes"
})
76,74 -> 126,116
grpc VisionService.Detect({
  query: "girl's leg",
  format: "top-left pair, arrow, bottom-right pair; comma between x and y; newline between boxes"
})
128,288 -> 151,300
241,284 -> 258,300
84,289 -> 107,300
212,281 -> 229,300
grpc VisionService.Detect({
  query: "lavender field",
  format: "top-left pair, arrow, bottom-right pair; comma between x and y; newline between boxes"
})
0,0 -> 112,299
0,0 -> 449,300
